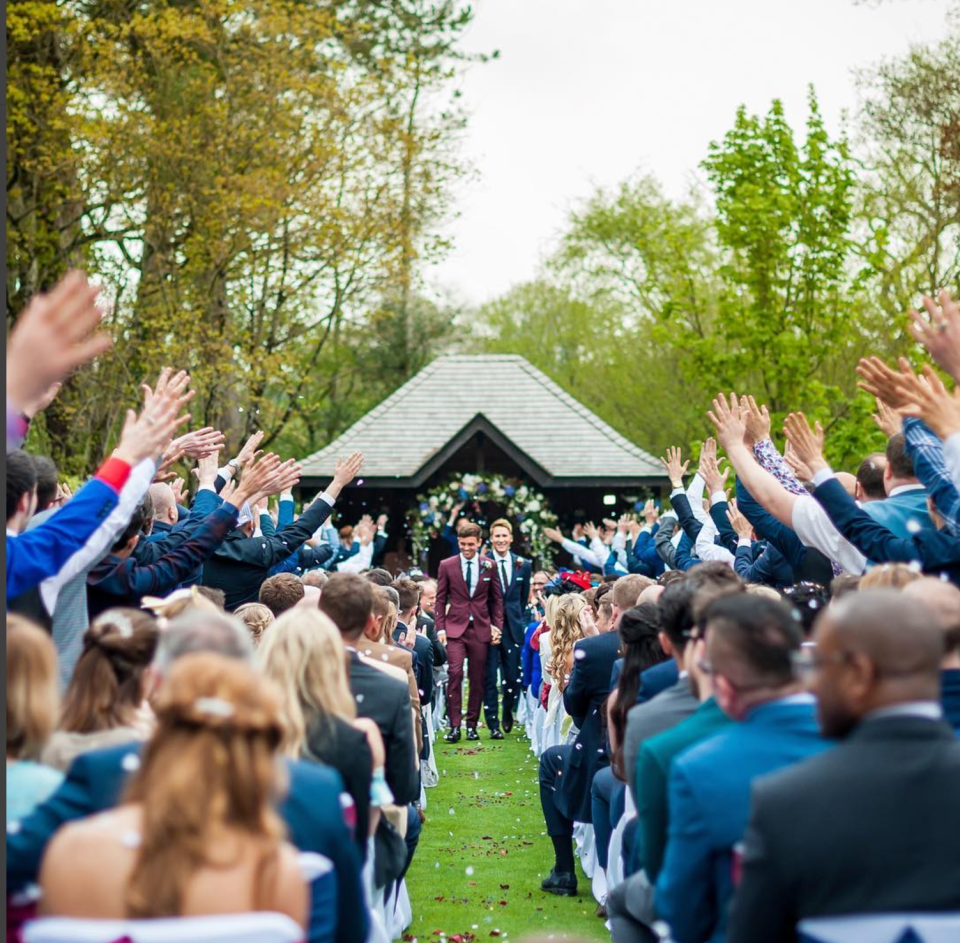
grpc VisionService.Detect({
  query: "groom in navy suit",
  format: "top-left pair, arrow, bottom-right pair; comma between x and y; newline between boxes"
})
483,517 -> 532,736
435,519 -> 504,742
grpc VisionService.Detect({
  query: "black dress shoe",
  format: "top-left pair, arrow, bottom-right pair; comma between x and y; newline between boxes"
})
466,727 -> 480,741
444,727 -> 461,743
502,713 -> 514,734
540,868 -> 578,896
490,728 -> 504,740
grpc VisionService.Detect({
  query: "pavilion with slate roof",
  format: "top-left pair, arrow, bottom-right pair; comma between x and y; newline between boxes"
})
299,354 -> 669,568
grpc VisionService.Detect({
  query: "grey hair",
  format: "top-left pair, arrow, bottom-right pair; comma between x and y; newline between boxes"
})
152,610 -> 254,676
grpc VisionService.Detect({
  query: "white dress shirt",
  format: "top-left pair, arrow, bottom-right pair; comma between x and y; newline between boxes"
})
791,469 -> 868,575
460,553 -> 479,597
492,551 -> 513,591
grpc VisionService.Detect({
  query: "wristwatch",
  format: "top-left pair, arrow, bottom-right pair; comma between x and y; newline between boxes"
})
227,458 -> 242,472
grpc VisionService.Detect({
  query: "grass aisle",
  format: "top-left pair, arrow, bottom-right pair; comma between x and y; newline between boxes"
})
405,730 -> 609,942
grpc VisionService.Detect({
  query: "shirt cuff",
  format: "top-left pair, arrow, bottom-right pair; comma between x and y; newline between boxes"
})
812,467 -> 835,488
318,490 -> 336,506
710,491 -> 727,506
737,538 -> 752,548
217,464 -> 235,481
670,487 -> 685,498
95,457 -> 132,493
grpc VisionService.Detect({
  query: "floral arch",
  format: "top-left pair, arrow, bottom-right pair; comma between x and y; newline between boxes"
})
408,473 -> 558,565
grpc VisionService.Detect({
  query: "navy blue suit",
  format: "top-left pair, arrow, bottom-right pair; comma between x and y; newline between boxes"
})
5,742 -> 368,943
483,552 -> 532,728
539,630 -> 621,833
610,656 -> 680,699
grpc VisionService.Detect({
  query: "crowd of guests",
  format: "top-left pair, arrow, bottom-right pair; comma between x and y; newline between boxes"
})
5,272 -> 960,943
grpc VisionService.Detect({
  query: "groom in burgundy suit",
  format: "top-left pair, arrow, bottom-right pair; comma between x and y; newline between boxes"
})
435,520 -> 505,742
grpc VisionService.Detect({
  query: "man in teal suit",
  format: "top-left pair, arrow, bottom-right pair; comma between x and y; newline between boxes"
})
655,594 -> 832,943
861,433 -> 932,538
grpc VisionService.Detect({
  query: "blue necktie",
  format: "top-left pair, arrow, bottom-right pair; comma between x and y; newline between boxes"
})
465,560 -> 473,595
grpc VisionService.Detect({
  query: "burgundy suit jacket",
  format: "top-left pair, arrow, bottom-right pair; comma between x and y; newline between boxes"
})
434,554 -> 504,643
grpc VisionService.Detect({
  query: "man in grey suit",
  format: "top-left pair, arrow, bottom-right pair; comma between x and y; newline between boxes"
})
728,590 -> 960,943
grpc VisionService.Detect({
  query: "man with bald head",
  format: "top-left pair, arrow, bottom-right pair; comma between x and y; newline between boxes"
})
902,577 -> 960,730
728,590 -> 960,943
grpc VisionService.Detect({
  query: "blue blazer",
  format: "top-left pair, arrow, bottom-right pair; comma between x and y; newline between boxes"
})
863,487 -> 933,539
5,742 -> 368,943
489,552 -> 532,641
522,620 -> 542,696
560,631 -> 621,823
637,659 -> 680,704
655,699 -> 831,943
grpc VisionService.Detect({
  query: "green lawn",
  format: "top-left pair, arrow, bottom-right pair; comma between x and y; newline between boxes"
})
405,729 -> 609,942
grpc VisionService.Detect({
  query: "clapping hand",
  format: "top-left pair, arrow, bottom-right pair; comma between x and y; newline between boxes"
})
583,521 -> 599,541
543,526 -> 564,544
856,356 -> 917,410
171,427 -> 225,459
699,447 -> 730,497
782,413 -> 828,475
641,498 -> 659,525
726,499 -> 754,541
784,441 -> 815,482
170,477 -> 187,507
872,397 -> 903,437
898,364 -> 960,439
661,446 -> 690,489
707,393 -> 748,452
907,291 -> 960,383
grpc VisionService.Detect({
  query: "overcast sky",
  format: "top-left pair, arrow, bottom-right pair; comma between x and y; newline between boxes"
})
428,0 -> 954,307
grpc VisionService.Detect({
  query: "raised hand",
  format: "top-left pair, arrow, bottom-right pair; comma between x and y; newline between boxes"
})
234,430 -> 265,467
642,498 -> 659,525
259,458 -> 303,498
7,271 -> 112,414
726,499 -> 754,540
872,397 -> 903,437
329,451 -> 363,498
856,356 -> 916,410
700,451 -> 730,497
114,371 -> 194,466
543,526 -> 564,544
784,441 -> 814,482
782,413 -> 827,475
899,364 -> 960,439
742,395 -> 771,448
907,291 -> 960,383
170,477 -> 187,507
707,393 -> 748,452
661,446 -> 690,488
583,521 -> 599,541
22,381 -> 63,420
698,437 -> 718,479
602,518 -> 619,531
172,427 -> 225,459
377,513 -> 389,530
232,453 -> 285,508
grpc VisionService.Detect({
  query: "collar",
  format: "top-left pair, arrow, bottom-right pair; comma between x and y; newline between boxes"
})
493,551 -> 511,562
867,700 -> 943,722
460,554 -> 478,566
6,528 -> 18,538
888,483 -> 926,497
744,692 -> 816,720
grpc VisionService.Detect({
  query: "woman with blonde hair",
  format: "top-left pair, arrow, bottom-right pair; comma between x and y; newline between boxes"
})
38,654 -> 307,928
234,602 -> 275,647
42,609 -> 159,771
539,594 -> 588,748
858,562 -> 923,591
258,608 -> 384,858
7,615 -> 64,821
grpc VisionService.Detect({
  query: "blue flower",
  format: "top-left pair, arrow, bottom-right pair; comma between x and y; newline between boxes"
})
458,487 -> 469,500
504,485 -> 515,497
477,482 -> 488,494
634,501 -> 644,512
419,502 -> 429,513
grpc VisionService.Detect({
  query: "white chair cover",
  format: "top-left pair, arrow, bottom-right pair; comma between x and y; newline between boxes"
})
23,914 -> 304,943
605,789 -> 637,891
574,823 -> 597,879
530,704 -> 546,756
798,914 -> 960,943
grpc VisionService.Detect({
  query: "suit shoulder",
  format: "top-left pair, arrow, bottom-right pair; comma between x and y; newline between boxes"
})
287,757 -> 344,794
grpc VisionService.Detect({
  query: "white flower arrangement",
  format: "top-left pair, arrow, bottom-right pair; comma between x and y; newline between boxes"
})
408,473 -> 557,566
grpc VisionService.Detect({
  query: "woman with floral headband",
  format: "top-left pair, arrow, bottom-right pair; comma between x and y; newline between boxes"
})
38,653 -> 307,928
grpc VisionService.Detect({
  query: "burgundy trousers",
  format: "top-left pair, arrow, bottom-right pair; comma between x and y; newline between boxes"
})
446,623 -> 489,728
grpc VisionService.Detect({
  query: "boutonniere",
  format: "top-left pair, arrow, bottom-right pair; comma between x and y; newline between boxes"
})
515,556 -> 526,567
481,559 -> 494,571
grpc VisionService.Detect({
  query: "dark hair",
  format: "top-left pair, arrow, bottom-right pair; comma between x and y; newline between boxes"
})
657,570 -> 686,588
195,586 -> 226,610
781,582 -> 830,636
703,594 -> 802,688
456,520 -> 482,540
856,453 -> 887,500
886,433 -> 915,481
32,456 -> 59,513
364,568 -> 394,587
610,605 -> 667,777
392,578 -> 420,613
60,609 -> 160,733
258,573 -> 305,617
319,572 -> 374,640
658,579 -> 698,650
7,450 -> 37,521
111,500 -> 150,552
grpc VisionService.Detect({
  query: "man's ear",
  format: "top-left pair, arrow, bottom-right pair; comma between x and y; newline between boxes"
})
659,630 -> 675,658
17,489 -> 33,519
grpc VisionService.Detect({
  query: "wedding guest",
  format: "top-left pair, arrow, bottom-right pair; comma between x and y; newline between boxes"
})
234,603 -> 275,647
857,562 -> 923,590
259,608 -> 383,858
37,654 -> 308,930
656,594 -> 830,943
7,616 -> 63,821
259,572 -> 305,617
728,591 -> 960,941
41,610 -> 159,772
